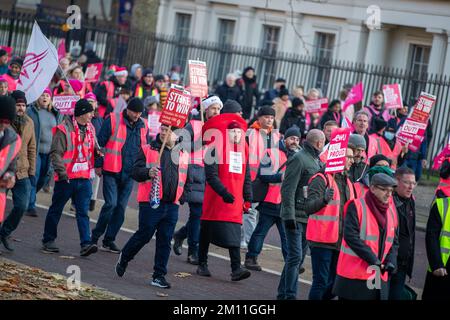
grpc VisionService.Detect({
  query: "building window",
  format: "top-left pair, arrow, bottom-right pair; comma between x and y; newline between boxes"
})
218,19 -> 235,45
259,25 -> 280,89
216,19 -> 235,82
407,44 -> 431,103
175,13 -> 191,39
173,13 -> 192,69
312,32 -> 335,95
16,0 -> 41,9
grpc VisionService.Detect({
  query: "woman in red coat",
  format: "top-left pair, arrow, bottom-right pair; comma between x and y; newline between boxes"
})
197,112 -> 253,281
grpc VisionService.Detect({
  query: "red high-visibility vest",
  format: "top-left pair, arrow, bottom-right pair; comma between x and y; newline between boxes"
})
98,81 -> 115,118
319,145 -> 328,163
190,120 -> 204,167
336,197 -> 397,282
262,148 -> 287,205
436,177 -> 450,197
354,182 -> 368,198
52,121 -> 94,181
0,134 -> 22,222
103,112 -> 148,173
367,134 -> 402,169
136,145 -> 189,204
248,128 -> 279,181
306,173 -> 355,244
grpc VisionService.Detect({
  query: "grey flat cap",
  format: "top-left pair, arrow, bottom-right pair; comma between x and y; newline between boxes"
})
370,173 -> 397,187
348,134 -> 367,150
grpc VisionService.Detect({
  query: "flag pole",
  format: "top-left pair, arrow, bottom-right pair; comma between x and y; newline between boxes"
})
35,20 -> 76,95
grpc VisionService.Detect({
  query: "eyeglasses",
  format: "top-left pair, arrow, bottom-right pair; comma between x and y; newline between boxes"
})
400,180 -> 417,186
375,186 -> 394,194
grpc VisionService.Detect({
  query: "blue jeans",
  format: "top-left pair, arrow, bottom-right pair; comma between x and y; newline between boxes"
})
42,179 -> 93,247
246,213 -> 288,260
389,269 -> 407,300
91,174 -> 134,244
308,246 -> 339,300
0,178 -> 31,237
28,153 -> 51,211
121,202 -> 179,279
277,222 -> 302,300
174,202 -> 202,255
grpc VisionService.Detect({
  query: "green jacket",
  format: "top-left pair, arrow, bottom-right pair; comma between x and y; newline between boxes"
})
280,141 -> 323,223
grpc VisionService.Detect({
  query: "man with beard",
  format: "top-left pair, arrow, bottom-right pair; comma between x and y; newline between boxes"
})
364,91 -> 392,133
0,91 -> 35,252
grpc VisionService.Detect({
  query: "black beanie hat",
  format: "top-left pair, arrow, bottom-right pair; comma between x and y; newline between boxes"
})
284,126 -> 301,139
369,154 -> 392,168
74,99 -> 94,117
221,99 -> 242,114
142,68 -> 153,77
9,57 -> 23,68
0,49 -> 7,58
292,97 -> 304,109
127,97 -> 144,113
10,90 -> 27,105
278,85 -> 289,97
440,157 -> 450,179
373,117 -> 387,132
0,95 -> 17,122
257,105 -> 276,117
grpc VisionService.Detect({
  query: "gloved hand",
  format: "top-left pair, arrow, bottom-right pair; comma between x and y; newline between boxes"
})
222,192 -> 235,204
243,201 -> 251,213
284,219 -> 297,230
382,262 -> 396,274
324,188 -> 335,203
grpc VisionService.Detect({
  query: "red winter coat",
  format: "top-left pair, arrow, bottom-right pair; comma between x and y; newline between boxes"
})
201,113 -> 252,224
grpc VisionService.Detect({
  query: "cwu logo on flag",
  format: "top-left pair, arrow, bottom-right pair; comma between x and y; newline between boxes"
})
18,49 -> 50,87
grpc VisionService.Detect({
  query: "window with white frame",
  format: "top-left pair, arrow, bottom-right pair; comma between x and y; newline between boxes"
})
259,25 -> 280,89
175,13 -> 192,39
218,19 -> 235,45
217,19 -> 235,82
313,32 -> 335,94
407,44 -> 431,103
262,25 -> 280,55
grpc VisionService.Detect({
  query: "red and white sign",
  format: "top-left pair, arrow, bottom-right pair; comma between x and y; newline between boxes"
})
52,95 -> 80,115
343,82 -> 363,111
325,128 -> 351,174
397,92 -> 436,153
17,22 -> 59,104
305,98 -> 328,114
188,60 -> 208,98
85,63 -> 103,83
383,83 -> 403,110
160,85 -> 191,128
148,111 -> 161,139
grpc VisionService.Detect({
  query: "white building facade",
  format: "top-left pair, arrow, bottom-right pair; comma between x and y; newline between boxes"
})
157,0 -> 450,76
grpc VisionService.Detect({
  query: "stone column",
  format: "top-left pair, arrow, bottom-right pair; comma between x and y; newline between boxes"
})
364,25 -> 391,66
427,28 -> 448,76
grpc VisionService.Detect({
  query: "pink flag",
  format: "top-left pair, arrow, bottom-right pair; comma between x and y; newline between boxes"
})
341,115 -> 354,130
57,39 -> 66,61
433,134 -> 450,170
343,82 -> 363,111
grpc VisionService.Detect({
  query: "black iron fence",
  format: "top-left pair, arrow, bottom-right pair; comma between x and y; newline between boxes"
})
0,8 -> 449,166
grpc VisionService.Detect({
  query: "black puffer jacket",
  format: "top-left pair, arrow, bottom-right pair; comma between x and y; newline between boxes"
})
279,107 -> 307,138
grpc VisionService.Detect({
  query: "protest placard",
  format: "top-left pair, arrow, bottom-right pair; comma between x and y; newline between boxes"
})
396,92 -> 436,152
383,84 -> 403,110
85,63 -> 103,83
52,95 -> 80,115
188,60 -> 208,98
305,98 -> 328,114
160,85 -> 191,128
325,128 -> 351,174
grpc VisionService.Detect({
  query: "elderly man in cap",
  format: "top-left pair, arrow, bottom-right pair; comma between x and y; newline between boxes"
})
173,95 -> 223,264
333,173 -> 399,300
243,105 -> 278,249
91,98 -> 149,253
42,99 -> 102,256
347,133 -> 368,182
244,126 -> 301,271
0,91 -> 36,252
0,96 -> 21,226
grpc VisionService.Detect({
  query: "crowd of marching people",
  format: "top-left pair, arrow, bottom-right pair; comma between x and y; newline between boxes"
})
0,42 -> 448,300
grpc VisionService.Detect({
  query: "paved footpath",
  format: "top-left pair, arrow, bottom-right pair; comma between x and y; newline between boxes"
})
0,178 -> 437,300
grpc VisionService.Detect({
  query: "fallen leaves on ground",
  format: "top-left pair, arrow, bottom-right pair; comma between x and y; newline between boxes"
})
156,292 -> 169,297
174,272 -> 191,278
0,258 -> 123,300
